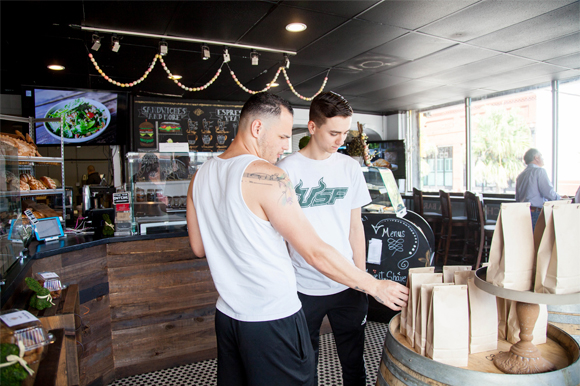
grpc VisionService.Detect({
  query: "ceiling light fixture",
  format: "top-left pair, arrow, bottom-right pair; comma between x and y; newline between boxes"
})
286,23 -> 307,32
111,35 -> 121,52
201,44 -> 210,60
47,64 -> 65,71
168,74 -> 182,80
251,50 -> 259,66
284,54 -> 290,69
74,25 -> 296,55
91,34 -> 101,51
159,40 -> 168,56
223,47 -> 230,63
270,82 -> 279,87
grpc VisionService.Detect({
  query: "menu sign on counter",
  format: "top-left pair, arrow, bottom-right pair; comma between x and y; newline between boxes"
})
133,97 -> 242,152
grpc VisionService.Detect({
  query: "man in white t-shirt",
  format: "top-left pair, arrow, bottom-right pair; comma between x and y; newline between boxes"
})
187,92 -> 408,386
277,92 -> 372,386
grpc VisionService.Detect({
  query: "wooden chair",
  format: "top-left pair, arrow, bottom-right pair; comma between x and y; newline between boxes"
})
437,190 -> 468,265
464,191 -> 496,269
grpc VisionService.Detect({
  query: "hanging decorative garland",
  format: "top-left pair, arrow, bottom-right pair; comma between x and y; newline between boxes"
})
226,63 -> 282,94
88,53 -> 158,87
282,68 -> 329,101
88,51 -> 330,99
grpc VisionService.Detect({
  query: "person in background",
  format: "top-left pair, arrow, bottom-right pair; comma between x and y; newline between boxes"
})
277,91 -> 370,386
515,148 -> 563,229
86,165 -> 102,185
186,92 -> 408,386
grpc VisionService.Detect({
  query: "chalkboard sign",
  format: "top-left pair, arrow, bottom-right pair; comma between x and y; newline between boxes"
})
133,97 -> 242,152
362,213 -> 431,322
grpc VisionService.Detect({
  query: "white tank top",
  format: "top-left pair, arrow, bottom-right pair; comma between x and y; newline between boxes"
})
192,154 -> 301,322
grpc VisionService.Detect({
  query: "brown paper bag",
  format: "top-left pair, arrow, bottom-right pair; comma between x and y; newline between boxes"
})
443,265 -> 472,283
507,301 -> 547,345
401,267 -> 435,336
535,204 -> 580,294
497,298 -> 509,340
414,283 -> 453,356
467,276 -> 498,353
426,285 -> 469,366
487,203 -> 535,290
454,269 -> 474,285
405,272 -> 443,347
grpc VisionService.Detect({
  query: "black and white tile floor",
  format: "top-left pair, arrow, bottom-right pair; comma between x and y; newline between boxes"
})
108,321 -> 389,386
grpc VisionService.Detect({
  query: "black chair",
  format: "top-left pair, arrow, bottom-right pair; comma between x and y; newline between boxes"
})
437,190 -> 468,266
413,188 -> 442,255
464,191 -> 496,269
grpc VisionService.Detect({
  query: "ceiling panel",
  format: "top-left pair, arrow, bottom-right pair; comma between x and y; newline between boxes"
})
294,19 -> 407,67
383,45 -> 496,79
467,2 -> 580,52
357,1 -> 478,30
239,4 -> 347,51
546,53 -> 580,69
418,0 -> 576,42
334,72 -> 410,95
510,32 -> 580,61
361,79 -> 443,101
369,33 -> 456,61
281,1 -> 380,18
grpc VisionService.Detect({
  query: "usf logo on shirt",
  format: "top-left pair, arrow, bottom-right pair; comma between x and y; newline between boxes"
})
294,178 -> 348,208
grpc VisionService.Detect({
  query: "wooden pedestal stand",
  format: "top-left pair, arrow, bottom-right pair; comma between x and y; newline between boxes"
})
474,267 -> 580,375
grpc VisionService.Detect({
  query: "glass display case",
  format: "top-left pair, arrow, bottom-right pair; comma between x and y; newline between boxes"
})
361,166 -> 406,217
126,152 -> 214,234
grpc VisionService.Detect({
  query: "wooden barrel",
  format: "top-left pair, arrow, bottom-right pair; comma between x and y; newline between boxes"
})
376,314 -> 580,386
548,304 -> 580,344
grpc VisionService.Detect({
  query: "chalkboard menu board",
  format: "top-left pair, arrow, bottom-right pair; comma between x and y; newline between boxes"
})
363,213 -> 431,322
133,97 -> 243,152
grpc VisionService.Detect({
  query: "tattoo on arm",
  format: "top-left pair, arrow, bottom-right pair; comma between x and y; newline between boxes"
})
375,296 -> 385,305
354,286 -> 367,293
243,172 -> 294,206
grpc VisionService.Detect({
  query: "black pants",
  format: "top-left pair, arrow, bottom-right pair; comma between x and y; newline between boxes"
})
215,309 -> 315,386
298,289 -> 368,386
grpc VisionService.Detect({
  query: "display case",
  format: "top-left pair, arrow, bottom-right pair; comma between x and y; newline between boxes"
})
361,166 -> 406,217
127,152 -> 212,234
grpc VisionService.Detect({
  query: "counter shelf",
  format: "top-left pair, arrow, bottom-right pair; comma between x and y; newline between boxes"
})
474,267 -> 580,374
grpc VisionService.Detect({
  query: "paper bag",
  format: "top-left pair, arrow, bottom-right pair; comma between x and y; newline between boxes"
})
467,276 -> 498,353
535,204 -> 580,294
487,203 -> 535,290
443,265 -> 472,283
533,200 -> 571,254
507,301 -> 547,345
414,283 -> 452,356
405,272 -> 443,347
454,269 -> 474,285
401,267 -> 435,336
496,298 -> 509,340
426,285 -> 469,367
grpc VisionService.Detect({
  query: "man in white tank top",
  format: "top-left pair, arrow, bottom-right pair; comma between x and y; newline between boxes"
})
277,92 -> 371,386
186,93 -> 408,386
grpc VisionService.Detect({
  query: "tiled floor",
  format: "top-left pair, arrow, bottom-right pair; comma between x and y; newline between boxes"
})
108,320 -> 389,386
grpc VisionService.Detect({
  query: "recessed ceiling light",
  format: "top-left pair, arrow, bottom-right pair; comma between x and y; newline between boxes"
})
360,61 -> 385,69
47,64 -> 65,71
169,74 -> 182,80
270,82 -> 279,87
286,23 -> 307,32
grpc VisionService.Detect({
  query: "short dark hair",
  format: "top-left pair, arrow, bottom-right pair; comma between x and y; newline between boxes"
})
524,148 -> 540,164
309,91 -> 353,127
239,92 -> 293,122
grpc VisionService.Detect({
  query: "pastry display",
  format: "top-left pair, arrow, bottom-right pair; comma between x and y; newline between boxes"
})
0,133 -> 41,157
139,120 -> 155,147
20,180 -> 30,191
39,176 -> 57,189
27,177 -> 47,191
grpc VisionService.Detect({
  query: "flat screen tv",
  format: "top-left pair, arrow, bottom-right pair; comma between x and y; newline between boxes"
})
22,86 -> 129,146
366,140 -> 406,180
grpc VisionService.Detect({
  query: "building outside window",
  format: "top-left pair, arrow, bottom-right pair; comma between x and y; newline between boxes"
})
423,146 -> 453,190
557,79 -> 580,196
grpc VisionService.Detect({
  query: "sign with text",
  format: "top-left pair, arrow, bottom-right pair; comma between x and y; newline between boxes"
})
133,97 -> 242,153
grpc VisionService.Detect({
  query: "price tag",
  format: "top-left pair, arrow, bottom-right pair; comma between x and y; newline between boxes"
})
0,311 -> 39,327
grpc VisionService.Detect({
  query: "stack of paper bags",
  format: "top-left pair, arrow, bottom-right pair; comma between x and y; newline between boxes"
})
404,269 -> 442,348
400,267 -> 436,337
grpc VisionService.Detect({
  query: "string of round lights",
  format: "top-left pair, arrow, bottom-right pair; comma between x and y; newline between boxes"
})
227,63 -> 282,94
88,53 -> 158,87
158,55 -> 223,92
282,68 -> 328,101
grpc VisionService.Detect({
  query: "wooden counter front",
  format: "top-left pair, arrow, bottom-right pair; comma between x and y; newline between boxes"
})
4,236 -> 218,386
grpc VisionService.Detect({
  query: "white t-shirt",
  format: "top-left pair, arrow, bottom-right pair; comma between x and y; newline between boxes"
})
192,154 -> 302,321
277,152 -> 371,295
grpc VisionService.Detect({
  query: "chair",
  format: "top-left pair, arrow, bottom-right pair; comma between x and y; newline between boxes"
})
464,191 -> 496,269
412,188 -> 442,257
437,190 -> 468,266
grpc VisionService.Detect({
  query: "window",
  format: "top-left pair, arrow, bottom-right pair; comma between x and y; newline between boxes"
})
470,87 -> 552,194
418,104 -> 465,192
557,79 -> 580,195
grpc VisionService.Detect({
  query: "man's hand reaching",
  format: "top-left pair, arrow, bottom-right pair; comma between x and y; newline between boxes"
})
371,280 -> 409,311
